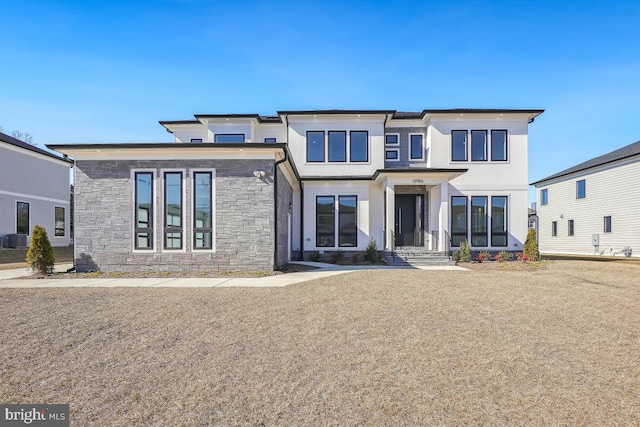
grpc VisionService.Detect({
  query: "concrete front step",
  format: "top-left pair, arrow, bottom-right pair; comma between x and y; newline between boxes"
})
383,249 -> 455,267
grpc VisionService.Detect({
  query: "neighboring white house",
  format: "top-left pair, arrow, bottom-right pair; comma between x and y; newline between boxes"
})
49,108 -> 543,272
0,131 -> 73,247
531,140 -> 640,257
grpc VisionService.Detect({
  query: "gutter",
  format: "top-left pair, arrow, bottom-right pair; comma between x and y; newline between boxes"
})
273,149 -> 288,270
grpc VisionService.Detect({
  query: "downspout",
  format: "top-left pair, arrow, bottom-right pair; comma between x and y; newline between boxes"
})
274,149 -> 288,270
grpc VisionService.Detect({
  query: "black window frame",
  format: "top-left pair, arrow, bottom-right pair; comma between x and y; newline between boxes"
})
491,196 -> 508,247
409,134 -> 424,160
193,171 -> 213,250
306,131 -> 325,162
451,196 -> 468,247
451,130 -> 468,161
214,134 -> 245,143
471,196 -> 488,246
54,206 -> 65,237
490,130 -> 508,161
385,149 -> 399,160
385,134 -> 399,145
328,131 -> 347,162
316,196 -> 335,247
338,195 -> 357,247
16,201 -> 30,235
134,172 -> 154,250
349,131 -> 368,162
552,221 -> 558,237
568,219 -> 575,236
541,189 -> 548,205
604,216 -> 612,233
576,179 -> 586,199
163,171 -> 184,250
190,138 -> 203,143
471,130 -> 488,162
264,137 -> 277,144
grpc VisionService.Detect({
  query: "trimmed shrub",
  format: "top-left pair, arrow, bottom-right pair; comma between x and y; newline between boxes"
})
331,250 -> 346,264
26,225 -> 55,274
364,239 -> 379,263
523,228 -> 540,261
309,251 -> 320,262
498,250 -> 514,261
476,250 -> 491,263
457,240 -> 472,262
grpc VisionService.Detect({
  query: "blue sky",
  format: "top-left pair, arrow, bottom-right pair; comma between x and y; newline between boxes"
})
2,0 -> 639,202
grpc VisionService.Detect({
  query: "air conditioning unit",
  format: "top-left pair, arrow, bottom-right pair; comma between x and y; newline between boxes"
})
7,234 -> 28,248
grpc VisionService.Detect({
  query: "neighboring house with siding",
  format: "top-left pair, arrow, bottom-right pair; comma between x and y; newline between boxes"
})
0,131 -> 72,247
48,108 -> 543,272
531,140 -> 640,257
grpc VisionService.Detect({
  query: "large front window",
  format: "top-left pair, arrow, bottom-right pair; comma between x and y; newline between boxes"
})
16,201 -> 29,235
471,196 -> 488,246
451,130 -> 467,161
55,207 -> 65,237
134,172 -> 154,250
338,196 -> 357,247
471,130 -> 487,161
316,196 -> 335,247
491,196 -> 508,247
193,172 -> 213,249
349,131 -> 368,162
164,172 -> 183,249
410,134 -> 423,160
306,131 -> 325,162
328,131 -> 346,162
451,196 -> 468,247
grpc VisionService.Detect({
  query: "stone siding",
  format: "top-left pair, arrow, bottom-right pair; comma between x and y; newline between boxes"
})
74,159 -> 276,272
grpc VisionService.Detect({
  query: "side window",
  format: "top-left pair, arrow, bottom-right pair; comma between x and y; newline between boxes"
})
134,172 -> 154,250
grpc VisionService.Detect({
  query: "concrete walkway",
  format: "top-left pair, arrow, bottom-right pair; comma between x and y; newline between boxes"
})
0,261 -> 467,288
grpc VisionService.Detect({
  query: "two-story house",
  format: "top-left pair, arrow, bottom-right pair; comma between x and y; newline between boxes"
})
1,131 -> 72,248
48,108 -> 543,272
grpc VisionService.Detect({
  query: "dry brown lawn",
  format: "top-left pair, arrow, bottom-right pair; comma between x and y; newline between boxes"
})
1,260 -> 638,426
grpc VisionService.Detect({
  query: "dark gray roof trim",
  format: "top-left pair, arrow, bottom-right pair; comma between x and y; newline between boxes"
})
47,142 -> 288,151
278,109 -> 396,116
1,131 -> 72,163
531,140 -> 640,185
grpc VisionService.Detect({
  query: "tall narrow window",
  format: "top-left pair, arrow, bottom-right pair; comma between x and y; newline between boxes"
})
552,221 -> 557,237
491,130 -> 507,161
451,130 -> 467,161
339,196 -> 357,247
604,216 -> 612,233
471,130 -> 487,161
164,172 -> 183,249
491,197 -> 508,247
307,131 -> 325,162
214,134 -> 244,143
451,196 -> 468,247
55,207 -> 65,237
540,189 -> 548,205
350,131 -> 368,162
16,201 -> 29,235
316,196 -> 335,247
328,131 -> 347,162
134,172 -> 153,250
568,219 -> 575,236
410,134 -> 423,160
576,180 -> 586,199
193,172 -> 213,249
471,196 -> 488,246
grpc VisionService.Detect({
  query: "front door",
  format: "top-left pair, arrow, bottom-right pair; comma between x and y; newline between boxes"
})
395,195 -> 423,246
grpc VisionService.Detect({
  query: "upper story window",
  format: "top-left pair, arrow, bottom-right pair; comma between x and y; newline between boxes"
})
190,138 -> 203,143
385,149 -> 399,161
576,179 -> 586,199
328,131 -> 347,162
540,189 -> 548,205
471,130 -> 487,161
451,130 -> 468,161
307,131 -> 325,162
491,130 -> 507,161
350,131 -> 368,162
410,134 -> 424,160
264,137 -> 277,143
214,134 -> 245,143
385,134 -> 399,145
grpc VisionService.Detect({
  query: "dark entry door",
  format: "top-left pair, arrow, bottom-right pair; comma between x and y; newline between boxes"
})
395,195 -> 417,246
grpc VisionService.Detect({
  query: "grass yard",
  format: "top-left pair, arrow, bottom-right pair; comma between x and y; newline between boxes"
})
0,260 -> 638,425
0,246 -> 73,269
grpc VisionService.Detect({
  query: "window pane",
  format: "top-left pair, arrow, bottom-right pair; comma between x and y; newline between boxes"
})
135,172 -> 153,249
385,150 -> 399,160
350,131 -> 368,162
214,134 -> 244,143
541,189 -> 548,205
307,131 -> 324,162
491,130 -> 507,161
164,172 -> 182,250
410,134 -> 423,159
17,202 -> 29,235
193,172 -> 212,249
576,180 -> 586,199
451,196 -> 467,247
264,138 -> 277,143
55,207 -> 65,237
451,130 -> 467,161
471,196 -> 488,246
316,196 -> 335,247
552,221 -> 557,237
328,131 -> 346,162
339,196 -> 357,247
568,219 -> 574,236
190,138 -> 203,143
385,134 -> 398,145
604,216 -> 611,233
491,196 -> 508,247
471,130 -> 487,161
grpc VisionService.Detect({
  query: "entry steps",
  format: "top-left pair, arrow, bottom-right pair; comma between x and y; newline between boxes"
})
384,247 -> 456,267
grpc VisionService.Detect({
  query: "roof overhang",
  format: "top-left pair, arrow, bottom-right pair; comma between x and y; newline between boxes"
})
374,168 -> 468,183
